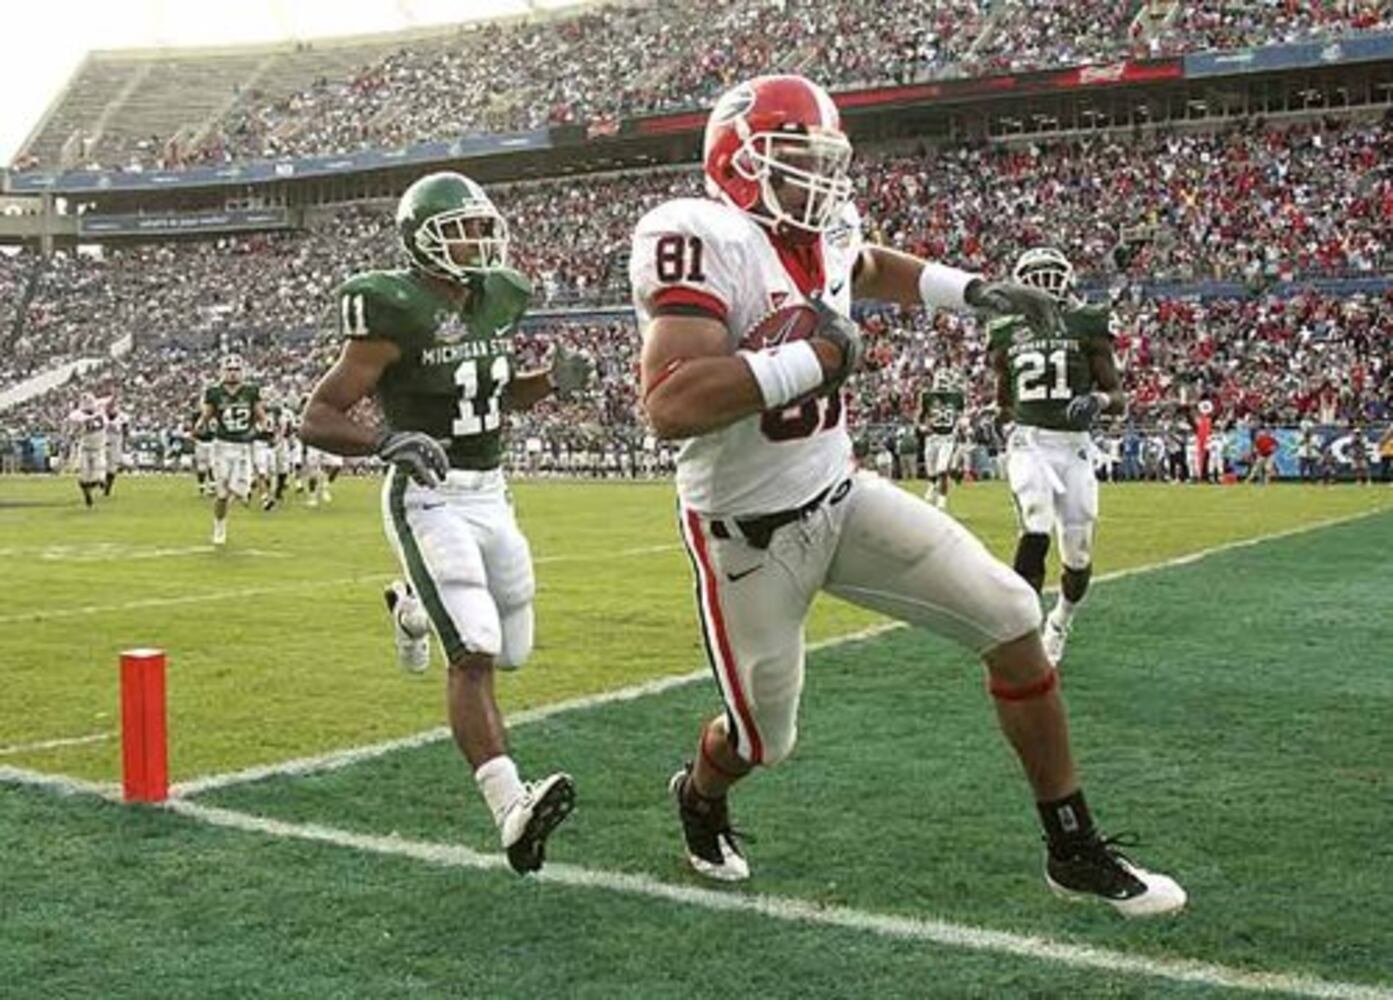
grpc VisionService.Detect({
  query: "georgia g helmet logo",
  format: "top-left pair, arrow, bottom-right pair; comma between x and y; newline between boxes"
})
710,83 -> 756,125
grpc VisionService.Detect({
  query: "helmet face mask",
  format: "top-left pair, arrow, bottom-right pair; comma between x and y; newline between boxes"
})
1013,247 -> 1076,303
738,128 -> 852,235
398,172 -> 509,283
221,354 -> 245,387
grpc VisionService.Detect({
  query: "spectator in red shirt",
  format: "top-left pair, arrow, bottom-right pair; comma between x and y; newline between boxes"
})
1246,426 -> 1279,485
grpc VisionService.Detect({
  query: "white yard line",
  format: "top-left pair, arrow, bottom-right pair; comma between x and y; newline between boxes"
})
0,732 -> 112,757
1,777 -> 1374,1000
0,545 -> 682,626
171,508 -> 1384,797
0,765 -> 119,799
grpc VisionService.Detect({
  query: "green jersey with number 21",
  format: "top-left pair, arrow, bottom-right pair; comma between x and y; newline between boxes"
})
338,267 -> 530,471
987,303 -> 1113,432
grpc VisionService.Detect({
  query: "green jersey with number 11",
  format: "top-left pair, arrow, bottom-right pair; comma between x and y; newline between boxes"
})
338,268 -> 529,471
987,303 -> 1112,432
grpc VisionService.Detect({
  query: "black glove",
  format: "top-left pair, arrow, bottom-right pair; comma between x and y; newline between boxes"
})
966,280 -> 1061,333
1064,392 -> 1106,430
375,430 -> 449,488
808,295 -> 864,391
549,345 -> 594,400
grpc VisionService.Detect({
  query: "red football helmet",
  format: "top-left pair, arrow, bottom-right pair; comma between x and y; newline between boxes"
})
703,75 -> 853,237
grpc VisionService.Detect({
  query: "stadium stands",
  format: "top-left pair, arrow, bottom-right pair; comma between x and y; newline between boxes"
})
15,0 -> 1393,174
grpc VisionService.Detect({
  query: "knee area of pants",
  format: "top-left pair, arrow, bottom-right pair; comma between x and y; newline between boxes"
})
1003,574 -> 1045,634
757,728 -> 797,768
1059,526 -> 1093,568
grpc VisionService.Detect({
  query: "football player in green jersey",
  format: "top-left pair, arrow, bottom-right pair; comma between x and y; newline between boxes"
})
195,354 -> 266,546
300,171 -> 593,875
191,399 -> 215,496
920,368 -> 967,510
988,248 -> 1126,666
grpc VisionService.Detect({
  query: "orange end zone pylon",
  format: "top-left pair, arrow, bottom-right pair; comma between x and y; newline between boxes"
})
119,648 -> 168,802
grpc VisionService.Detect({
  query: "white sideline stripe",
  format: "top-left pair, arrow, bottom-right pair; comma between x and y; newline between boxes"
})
0,765 -> 1388,997
145,797 -> 1385,1000
0,765 -> 119,799
0,732 -> 112,757
170,507 -> 1386,797
0,545 -> 682,626
171,622 -> 901,798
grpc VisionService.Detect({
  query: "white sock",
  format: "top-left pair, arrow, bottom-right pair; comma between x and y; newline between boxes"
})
1051,594 -> 1079,627
474,755 -> 525,828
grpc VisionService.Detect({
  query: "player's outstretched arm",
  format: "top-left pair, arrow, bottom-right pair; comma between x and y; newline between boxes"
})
504,345 -> 593,411
301,338 -> 399,456
855,245 -> 1060,329
641,313 -> 842,439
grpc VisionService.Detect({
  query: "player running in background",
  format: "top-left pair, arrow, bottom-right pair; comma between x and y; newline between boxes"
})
67,392 -> 106,508
252,390 -> 277,509
988,248 -> 1125,667
196,354 -> 266,546
191,397 -> 215,496
633,75 -> 1181,916
920,368 -> 966,510
101,395 -> 130,497
300,171 -> 593,874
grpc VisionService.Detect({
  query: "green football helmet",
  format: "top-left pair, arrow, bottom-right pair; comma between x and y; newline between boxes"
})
396,171 -> 509,282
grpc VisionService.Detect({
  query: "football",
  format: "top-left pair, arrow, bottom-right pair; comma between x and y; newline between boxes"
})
739,302 -> 820,351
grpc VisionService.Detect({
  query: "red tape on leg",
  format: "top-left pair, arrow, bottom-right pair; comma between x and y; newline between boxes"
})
989,667 -> 1058,702
700,724 -> 752,780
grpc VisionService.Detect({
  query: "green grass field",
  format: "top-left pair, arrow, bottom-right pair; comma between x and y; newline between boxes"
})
3,473 -> 1392,998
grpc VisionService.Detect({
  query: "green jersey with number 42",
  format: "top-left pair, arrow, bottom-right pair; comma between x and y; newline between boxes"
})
339,267 -> 530,470
987,303 -> 1113,431
204,382 -> 261,443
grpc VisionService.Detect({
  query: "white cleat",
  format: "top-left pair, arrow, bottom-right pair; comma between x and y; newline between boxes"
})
1042,614 -> 1069,666
500,772 -> 576,874
211,520 -> 227,546
383,580 -> 431,673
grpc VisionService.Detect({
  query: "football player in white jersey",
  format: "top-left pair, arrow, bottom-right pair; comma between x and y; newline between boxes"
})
100,395 -> 130,496
67,392 -> 107,508
631,74 -> 1183,917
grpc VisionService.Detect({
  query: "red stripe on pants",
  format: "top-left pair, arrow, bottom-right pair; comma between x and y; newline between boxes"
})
684,509 -> 764,765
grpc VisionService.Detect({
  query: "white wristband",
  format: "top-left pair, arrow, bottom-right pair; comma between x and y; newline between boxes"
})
740,340 -> 825,409
918,263 -> 980,311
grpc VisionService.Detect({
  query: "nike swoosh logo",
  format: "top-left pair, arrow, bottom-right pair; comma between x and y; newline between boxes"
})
725,566 -> 760,583
829,281 -> 846,295
421,502 -> 446,511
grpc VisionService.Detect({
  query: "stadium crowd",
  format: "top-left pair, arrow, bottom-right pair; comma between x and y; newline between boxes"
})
7,279 -> 1390,482
20,0 -> 1393,174
6,114 -> 1390,389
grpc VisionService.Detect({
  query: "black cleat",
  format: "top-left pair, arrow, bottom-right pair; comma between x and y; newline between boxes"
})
501,772 -> 576,875
1045,833 -> 1187,917
669,763 -> 749,881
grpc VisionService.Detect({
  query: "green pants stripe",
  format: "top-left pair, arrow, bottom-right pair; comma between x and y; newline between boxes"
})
387,468 -> 467,661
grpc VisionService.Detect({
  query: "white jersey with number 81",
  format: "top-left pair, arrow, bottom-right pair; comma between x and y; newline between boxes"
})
630,198 -> 862,517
